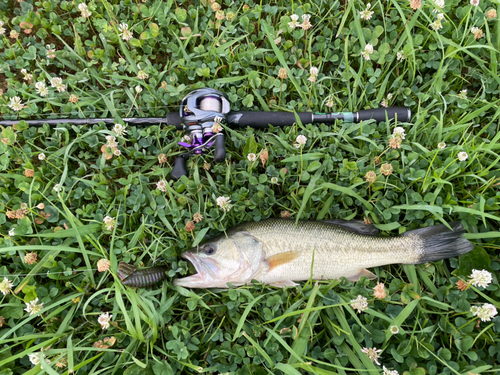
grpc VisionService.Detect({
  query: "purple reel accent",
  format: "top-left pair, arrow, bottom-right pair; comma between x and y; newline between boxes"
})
178,131 -> 216,155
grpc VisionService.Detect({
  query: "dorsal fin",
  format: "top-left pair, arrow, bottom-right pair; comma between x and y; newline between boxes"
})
322,219 -> 379,236
117,262 -> 137,281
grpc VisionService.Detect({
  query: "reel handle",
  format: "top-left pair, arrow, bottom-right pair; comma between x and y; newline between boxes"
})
214,134 -> 226,162
171,156 -> 188,180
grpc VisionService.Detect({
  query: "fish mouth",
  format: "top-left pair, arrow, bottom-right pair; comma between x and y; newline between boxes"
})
174,251 -> 219,288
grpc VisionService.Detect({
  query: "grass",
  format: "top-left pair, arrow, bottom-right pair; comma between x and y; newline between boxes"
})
1,0 -> 500,374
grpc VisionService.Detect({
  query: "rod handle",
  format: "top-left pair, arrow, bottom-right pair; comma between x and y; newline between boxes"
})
228,111 -> 314,128
356,107 -> 411,123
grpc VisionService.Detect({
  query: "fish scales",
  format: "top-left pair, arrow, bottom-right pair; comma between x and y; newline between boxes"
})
174,218 -> 473,288
235,219 -> 421,283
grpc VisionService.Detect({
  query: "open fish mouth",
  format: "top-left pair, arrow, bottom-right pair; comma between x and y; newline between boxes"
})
174,251 -> 218,287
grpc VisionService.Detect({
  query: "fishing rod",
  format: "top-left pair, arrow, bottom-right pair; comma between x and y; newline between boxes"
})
0,88 -> 411,179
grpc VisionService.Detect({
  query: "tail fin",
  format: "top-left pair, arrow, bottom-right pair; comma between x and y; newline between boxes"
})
403,222 -> 474,264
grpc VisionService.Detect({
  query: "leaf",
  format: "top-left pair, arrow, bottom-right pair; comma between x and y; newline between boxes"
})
454,247 -> 491,277
242,134 -> 258,158
248,70 -> 262,88
191,227 -> 210,248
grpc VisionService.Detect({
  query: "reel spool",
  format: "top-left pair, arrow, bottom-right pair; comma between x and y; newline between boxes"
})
171,89 -> 231,180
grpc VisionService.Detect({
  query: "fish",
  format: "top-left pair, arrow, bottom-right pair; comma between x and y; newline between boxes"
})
118,261 -> 168,287
173,219 -> 474,288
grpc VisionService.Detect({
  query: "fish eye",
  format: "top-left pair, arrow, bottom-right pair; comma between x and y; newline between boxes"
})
204,246 -> 216,255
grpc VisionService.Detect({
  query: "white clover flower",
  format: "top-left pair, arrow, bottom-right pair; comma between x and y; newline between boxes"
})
137,70 -> 148,80
469,269 -> 493,288
350,295 -> 369,313
362,44 -> 374,60
392,126 -> 406,139
295,135 -> 307,148
471,27 -> 483,39
38,153 -> 46,160
212,123 -> 223,133
360,3 -> 375,20
471,303 -> 498,322
113,124 -> 127,136
78,3 -> 87,11
29,353 -> 41,365
103,216 -> 116,231
105,135 -> 117,148
431,20 -> 443,30
457,151 -> 468,161
247,153 -> 257,162
98,312 -> 112,329
437,13 -> 445,20
288,14 -> 300,29
8,228 -> 15,237
470,0 -> 479,6
389,325 -> 399,334
135,86 -> 142,93
308,67 -> 319,82
50,77 -> 66,92
438,142 -> 446,149
361,347 -> 382,364
24,298 -> 44,316
35,81 -> 49,97
383,366 -> 399,375
21,69 -> 33,81
119,23 -> 133,41
113,149 -> 121,156
397,50 -> 407,61
434,0 -> 445,9
81,8 -> 91,18
8,96 -> 23,111
50,77 -> 62,87
271,177 -> 279,184
301,14 -> 312,30
216,196 -> 232,212
0,21 -> 5,35
0,277 -> 14,295
326,96 -> 334,108
157,179 -> 167,192
53,184 -> 63,193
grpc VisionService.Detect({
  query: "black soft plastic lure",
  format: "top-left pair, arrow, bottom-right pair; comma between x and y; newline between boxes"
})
118,262 -> 168,287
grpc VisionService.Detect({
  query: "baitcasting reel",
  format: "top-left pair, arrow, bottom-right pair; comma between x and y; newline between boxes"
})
170,88 -> 231,180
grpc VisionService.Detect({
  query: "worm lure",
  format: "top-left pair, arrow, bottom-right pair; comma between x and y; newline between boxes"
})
118,262 -> 168,287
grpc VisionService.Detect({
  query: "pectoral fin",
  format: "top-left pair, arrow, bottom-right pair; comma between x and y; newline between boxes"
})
266,251 -> 301,271
346,268 -> 377,282
269,280 -> 299,287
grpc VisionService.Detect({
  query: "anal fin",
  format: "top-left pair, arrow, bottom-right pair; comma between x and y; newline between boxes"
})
266,251 -> 301,271
346,268 -> 377,282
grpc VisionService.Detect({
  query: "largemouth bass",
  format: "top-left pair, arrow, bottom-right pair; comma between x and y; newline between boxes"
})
173,219 -> 473,288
